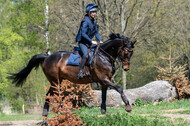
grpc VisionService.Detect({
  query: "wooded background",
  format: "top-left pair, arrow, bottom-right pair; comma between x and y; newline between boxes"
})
0,0 -> 189,111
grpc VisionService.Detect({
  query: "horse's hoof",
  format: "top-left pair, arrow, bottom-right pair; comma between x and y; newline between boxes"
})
36,119 -> 48,126
125,105 -> 132,113
101,111 -> 109,114
101,110 -> 108,114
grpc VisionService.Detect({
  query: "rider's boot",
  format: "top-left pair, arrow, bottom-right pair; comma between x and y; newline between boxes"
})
77,57 -> 88,79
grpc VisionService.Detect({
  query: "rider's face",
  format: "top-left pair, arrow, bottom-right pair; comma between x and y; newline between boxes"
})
90,11 -> 96,19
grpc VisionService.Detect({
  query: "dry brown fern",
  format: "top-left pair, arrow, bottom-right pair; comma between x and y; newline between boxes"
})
156,58 -> 190,99
44,80 -> 97,126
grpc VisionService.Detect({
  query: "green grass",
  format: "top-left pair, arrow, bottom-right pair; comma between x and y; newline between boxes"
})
0,113 -> 42,121
174,109 -> 190,114
83,113 -> 174,126
75,108 -> 175,126
75,99 -> 190,126
0,99 -> 189,125
132,99 -> 190,114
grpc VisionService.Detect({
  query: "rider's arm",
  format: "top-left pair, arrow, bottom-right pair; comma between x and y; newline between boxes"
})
81,22 -> 92,43
94,24 -> 101,42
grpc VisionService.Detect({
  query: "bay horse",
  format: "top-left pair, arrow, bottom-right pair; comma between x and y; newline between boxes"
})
9,33 -> 136,117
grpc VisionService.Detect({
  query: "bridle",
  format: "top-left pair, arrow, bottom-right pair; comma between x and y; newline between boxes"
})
118,45 -> 133,65
96,38 -> 133,68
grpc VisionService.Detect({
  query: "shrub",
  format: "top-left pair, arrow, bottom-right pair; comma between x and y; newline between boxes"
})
10,97 -> 25,112
44,80 -> 97,125
156,54 -> 190,99
135,98 -> 145,106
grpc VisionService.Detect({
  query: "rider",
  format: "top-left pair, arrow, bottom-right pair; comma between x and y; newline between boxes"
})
76,4 -> 102,79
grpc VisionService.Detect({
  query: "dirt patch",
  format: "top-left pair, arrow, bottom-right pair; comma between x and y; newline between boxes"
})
141,114 -> 150,117
162,108 -> 188,112
141,109 -> 190,123
162,113 -> 190,121
0,120 -> 42,126
162,109 -> 190,122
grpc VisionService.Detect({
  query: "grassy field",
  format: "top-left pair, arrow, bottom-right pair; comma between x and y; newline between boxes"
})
0,113 -> 42,121
75,99 -> 190,126
0,99 -> 189,125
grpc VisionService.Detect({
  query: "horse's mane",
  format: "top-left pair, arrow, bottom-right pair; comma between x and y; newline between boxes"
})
100,33 -> 123,49
109,33 -> 122,40
109,33 -> 131,41
101,33 -> 133,48
102,33 -> 122,44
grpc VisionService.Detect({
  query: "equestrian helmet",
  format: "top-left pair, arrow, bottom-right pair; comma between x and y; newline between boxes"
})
86,4 -> 98,13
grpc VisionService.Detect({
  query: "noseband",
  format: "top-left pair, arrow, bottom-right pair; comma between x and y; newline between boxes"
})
118,44 -> 133,65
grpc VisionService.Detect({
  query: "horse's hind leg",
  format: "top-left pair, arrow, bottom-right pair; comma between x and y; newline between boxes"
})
42,87 -> 53,117
101,85 -> 108,114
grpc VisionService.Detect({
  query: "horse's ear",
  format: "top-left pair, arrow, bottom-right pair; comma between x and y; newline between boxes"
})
132,40 -> 136,45
131,38 -> 136,45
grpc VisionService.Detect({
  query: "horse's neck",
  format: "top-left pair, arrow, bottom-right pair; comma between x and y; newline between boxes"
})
100,39 -> 122,59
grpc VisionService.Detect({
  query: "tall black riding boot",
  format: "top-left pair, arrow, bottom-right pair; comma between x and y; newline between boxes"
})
77,57 -> 88,79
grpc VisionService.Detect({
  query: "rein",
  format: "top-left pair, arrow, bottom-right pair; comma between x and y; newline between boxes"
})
92,38 -> 132,71
99,47 -> 117,63
95,41 -> 128,70
95,47 -> 120,71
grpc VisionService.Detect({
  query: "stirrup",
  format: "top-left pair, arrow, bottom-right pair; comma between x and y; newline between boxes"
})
77,70 -> 84,79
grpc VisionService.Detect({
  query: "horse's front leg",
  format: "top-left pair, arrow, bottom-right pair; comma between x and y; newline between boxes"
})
101,85 -> 108,114
102,79 -> 132,112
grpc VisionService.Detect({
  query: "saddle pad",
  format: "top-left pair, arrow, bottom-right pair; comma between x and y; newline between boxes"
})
66,51 -> 94,66
67,53 -> 80,66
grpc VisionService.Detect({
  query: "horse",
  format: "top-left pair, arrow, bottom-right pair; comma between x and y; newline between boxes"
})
9,33 -> 136,117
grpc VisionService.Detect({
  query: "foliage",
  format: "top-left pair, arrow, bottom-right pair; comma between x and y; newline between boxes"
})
0,104 -> 2,113
0,28 -> 23,60
77,110 -> 173,126
135,98 -> 145,107
0,28 -> 23,95
0,113 -> 41,121
156,51 -> 190,99
135,98 -> 153,107
45,80 -> 97,125
0,48 -> 47,111
0,0 -> 47,112
75,99 -> 190,126
9,0 -> 46,51
10,97 -> 25,112
153,99 -> 190,111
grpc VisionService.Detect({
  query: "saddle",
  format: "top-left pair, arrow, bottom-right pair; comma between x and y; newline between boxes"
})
73,47 -> 94,65
66,46 -> 96,80
66,46 -> 96,66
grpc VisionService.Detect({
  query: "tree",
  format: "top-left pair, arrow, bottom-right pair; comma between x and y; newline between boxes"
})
156,47 -> 190,98
0,0 -> 49,110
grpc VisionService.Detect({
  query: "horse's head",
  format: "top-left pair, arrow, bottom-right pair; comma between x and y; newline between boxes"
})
119,37 -> 136,71
100,33 -> 136,71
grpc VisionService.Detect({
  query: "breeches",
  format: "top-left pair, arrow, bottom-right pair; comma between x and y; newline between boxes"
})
79,43 -> 89,59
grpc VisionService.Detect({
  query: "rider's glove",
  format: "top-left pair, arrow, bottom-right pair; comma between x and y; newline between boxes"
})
92,41 -> 98,45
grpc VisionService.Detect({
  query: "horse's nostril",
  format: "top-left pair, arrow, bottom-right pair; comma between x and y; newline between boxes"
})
124,68 -> 129,71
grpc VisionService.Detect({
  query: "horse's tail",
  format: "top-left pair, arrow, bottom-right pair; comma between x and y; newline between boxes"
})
8,54 -> 48,87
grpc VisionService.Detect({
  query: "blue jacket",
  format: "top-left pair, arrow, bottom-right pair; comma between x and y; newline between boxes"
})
75,16 -> 101,47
